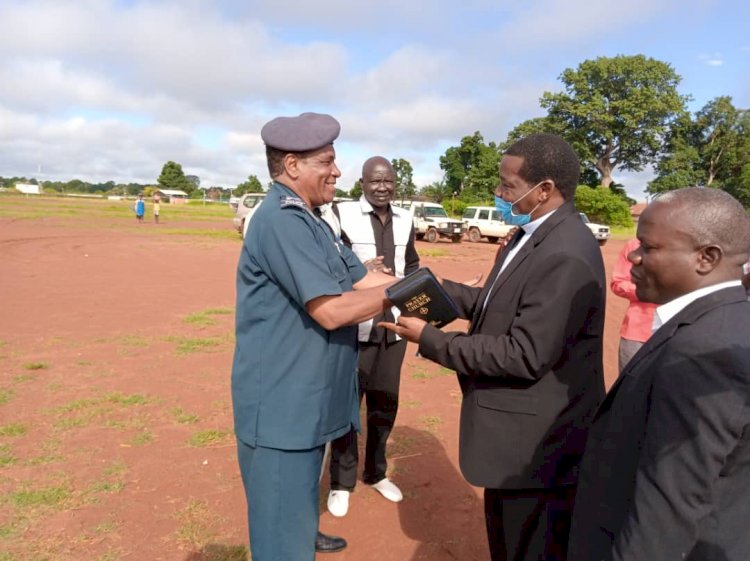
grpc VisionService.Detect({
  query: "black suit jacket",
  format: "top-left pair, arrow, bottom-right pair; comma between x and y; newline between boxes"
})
568,286 -> 750,561
420,202 -> 606,489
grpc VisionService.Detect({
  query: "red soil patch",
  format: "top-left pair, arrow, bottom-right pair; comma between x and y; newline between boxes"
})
0,203 -> 626,560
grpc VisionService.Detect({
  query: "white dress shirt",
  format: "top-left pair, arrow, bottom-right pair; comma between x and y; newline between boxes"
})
652,280 -> 743,333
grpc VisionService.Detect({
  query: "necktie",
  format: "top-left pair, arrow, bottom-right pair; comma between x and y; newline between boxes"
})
495,227 -> 523,261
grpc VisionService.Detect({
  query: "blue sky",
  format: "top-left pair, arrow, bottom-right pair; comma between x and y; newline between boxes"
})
1,0 -> 748,201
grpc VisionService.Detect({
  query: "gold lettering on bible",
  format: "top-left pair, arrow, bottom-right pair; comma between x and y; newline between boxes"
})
405,293 -> 432,312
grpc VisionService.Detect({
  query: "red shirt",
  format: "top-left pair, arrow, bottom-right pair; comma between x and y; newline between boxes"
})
610,238 -> 658,342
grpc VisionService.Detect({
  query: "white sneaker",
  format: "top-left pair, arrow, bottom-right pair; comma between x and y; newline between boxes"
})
327,490 -> 350,517
370,478 -> 403,502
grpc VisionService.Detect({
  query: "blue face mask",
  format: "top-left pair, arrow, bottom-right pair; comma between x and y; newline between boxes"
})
494,183 -> 542,226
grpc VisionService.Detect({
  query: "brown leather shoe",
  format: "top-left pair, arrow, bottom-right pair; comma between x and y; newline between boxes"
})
315,531 -> 347,553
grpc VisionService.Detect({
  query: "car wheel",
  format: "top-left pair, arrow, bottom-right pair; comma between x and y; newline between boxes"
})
487,236 -> 499,244
468,227 -> 481,243
426,228 -> 439,243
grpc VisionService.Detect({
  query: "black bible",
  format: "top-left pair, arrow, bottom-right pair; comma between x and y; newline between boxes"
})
385,267 -> 459,328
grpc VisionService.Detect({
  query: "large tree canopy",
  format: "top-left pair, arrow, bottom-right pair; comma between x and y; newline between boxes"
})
650,96 -> 749,202
506,55 -> 687,189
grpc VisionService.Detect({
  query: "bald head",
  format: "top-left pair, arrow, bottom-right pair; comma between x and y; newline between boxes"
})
652,187 -> 750,266
362,156 -> 392,177
631,187 -> 750,304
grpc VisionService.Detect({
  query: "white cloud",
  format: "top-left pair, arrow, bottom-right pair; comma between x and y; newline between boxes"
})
493,0 -> 668,48
0,0 -> 748,192
698,53 -> 724,66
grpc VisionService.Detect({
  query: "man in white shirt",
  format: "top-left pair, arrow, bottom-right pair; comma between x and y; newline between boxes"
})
326,157 -> 420,517
568,187 -> 750,561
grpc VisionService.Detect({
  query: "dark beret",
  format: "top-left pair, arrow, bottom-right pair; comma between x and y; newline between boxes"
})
260,112 -> 341,152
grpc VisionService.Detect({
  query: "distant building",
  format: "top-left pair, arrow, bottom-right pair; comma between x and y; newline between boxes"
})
156,189 -> 189,204
15,183 -> 41,195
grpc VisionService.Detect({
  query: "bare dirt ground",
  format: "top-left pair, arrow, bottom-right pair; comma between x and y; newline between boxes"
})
0,196 -> 627,561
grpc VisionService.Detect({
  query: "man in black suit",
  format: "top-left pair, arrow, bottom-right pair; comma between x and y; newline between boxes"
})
568,187 -> 750,561
382,134 -> 606,560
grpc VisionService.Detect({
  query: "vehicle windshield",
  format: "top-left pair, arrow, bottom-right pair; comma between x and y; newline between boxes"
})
243,196 -> 264,209
462,208 -> 475,219
424,207 -> 448,218
579,213 -> 590,224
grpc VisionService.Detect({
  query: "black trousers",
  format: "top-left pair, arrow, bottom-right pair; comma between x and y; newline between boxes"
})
329,338 -> 406,490
484,486 -> 576,561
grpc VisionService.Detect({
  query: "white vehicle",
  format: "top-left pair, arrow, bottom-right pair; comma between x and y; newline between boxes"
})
579,212 -> 610,246
393,200 -> 465,243
232,193 -> 266,237
462,206 -> 515,243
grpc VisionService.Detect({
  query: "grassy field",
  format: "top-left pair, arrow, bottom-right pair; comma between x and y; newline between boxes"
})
0,192 -> 236,222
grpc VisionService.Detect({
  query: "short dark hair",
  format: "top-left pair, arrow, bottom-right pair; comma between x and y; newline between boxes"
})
504,133 -> 580,200
265,146 -> 320,179
656,187 -> 750,264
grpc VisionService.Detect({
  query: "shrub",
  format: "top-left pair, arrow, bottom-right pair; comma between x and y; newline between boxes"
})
574,185 -> 633,227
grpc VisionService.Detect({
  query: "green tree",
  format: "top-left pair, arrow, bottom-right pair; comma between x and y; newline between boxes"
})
608,183 -> 637,207
723,110 -> 750,207
391,158 -> 417,200
234,175 -> 264,196
650,97 -> 749,202
539,55 -> 687,188
65,179 -> 88,193
349,180 -> 362,200
499,117 -> 562,150
502,117 -> 603,186
574,185 -> 633,227
418,180 -> 451,203
157,161 -> 194,194
439,131 -> 500,202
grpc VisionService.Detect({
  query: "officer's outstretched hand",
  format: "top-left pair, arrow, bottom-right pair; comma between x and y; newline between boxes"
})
378,315 -> 426,343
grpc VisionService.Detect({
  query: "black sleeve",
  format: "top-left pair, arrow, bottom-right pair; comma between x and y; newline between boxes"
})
404,225 -> 420,275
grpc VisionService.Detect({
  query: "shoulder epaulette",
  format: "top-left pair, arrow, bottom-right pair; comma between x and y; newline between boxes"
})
279,196 -> 307,210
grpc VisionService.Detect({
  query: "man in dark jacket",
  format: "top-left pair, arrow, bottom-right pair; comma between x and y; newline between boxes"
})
568,187 -> 750,561
382,134 -> 606,560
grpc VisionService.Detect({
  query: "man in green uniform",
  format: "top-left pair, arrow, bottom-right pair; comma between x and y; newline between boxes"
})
232,112 -> 394,561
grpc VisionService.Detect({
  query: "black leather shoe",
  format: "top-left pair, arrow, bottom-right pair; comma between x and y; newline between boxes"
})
315,531 -> 347,553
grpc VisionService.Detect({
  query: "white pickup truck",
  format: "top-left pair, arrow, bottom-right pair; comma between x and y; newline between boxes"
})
462,206 -> 515,243
393,201 -> 466,243
580,213 -> 610,246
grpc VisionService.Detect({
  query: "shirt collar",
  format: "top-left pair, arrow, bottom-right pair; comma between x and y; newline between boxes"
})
519,207 -> 557,237
358,195 -> 393,218
652,280 -> 742,333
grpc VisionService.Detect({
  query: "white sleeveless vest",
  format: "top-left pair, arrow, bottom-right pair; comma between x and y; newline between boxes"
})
337,197 -> 413,341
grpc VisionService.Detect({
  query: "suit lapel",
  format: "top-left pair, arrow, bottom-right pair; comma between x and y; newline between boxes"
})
472,203 -> 578,330
595,286 -> 748,419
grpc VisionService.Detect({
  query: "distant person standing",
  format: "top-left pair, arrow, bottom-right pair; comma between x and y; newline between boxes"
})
153,195 -> 161,224
134,194 -> 145,223
610,238 -> 657,374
